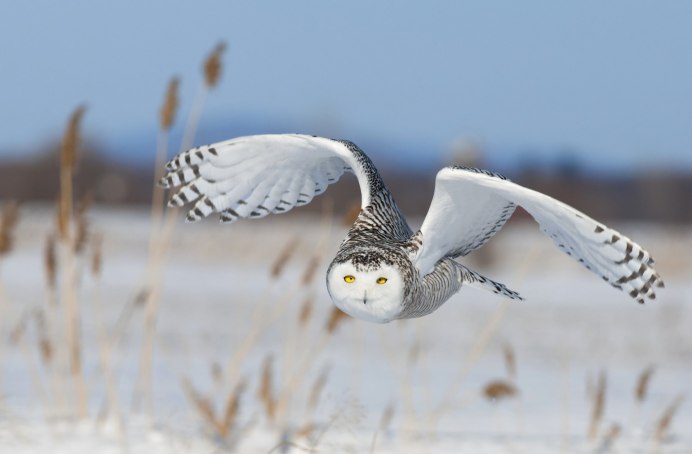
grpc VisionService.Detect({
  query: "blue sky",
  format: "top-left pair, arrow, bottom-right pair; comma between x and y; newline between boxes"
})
1,1 -> 691,172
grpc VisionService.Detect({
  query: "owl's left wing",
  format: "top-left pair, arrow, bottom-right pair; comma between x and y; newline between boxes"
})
159,134 -> 385,223
413,166 -> 663,304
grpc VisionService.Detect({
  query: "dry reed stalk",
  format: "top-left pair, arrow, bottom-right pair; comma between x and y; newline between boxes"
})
325,306 -> 349,335
427,241 -> 548,430
35,310 -> 61,412
133,75 -> 181,420
221,380 -> 246,438
588,370 -> 607,440
294,422 -> 316,439
58,105 -> 89,418
183,377 -> 246,439
44,234 -> 57,291
273,208 -> 339,424
258,354 -> 277,421
90,234 -> 102,277
275,310 -> 347,421
74,209 -> 89,255
599,422 -> 621,451
0,201 -> 19,367
8,312 -> 27,346
306,365 -> 331,414
270,237 -> 300,279
58,105 -> 86,240
179,41 -> 226,153
655,394 -> 684,443
482,379 -> 518,401
301,255 -> 320,287
136,45 -> 226,416
182,378 -> 224,435
0,201 -> 19,255
341,201 -> 361,226
503,342 -> 516,379
429,300 -> 512,425
149,77 -> 180,250
90,244 -> 125,438
73,192 -> 92,254
223,284 -> 299,396
369,402 -> 395,453
211,361 -> 223,384
297,296 -> 314,327
9,311 -> 48,407
635,365 -> 655,403
224,239 -> 329,397
408,341 -> 421,366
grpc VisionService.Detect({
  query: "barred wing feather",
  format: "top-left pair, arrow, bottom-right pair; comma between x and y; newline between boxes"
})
415,166 -> 663,304
159,134 -> 377,223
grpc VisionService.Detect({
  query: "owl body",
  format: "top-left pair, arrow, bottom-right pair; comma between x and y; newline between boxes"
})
160,134 -> 663,323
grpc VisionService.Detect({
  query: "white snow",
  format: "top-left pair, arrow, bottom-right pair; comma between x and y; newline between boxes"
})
0,206 -> 690,453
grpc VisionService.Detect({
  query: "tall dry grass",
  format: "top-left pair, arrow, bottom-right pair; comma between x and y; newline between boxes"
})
0,36 -> 688,454
135,41 -> 226,421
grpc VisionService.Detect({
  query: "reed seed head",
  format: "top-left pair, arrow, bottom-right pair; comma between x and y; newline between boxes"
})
39,338 -> 53,364
635,365 -> 655,403
0,201 -> 19,256
656,394 -> 684,443
222,380 -> 246,437
588,370 -> 607,440
270,237 -> 299,279
44,234 -> 57,289
482,379 -> 518,402
90,234 -> 102,277
258,354 -> 276,421
325,306 -> 349,335
160,76 -> 180,131
301,255 -> 320,286
61,105 -> 87,172
204,41 -> 226,88
298,296 -> 314,327
9,313 -> 27,345
182,378 -> 221,435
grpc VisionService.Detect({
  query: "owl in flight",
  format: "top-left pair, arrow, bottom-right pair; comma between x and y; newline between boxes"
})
160,134 -> 663,323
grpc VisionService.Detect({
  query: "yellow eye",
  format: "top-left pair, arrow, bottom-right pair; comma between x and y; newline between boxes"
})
376,277 -> 388,284
344,275 -> 355,283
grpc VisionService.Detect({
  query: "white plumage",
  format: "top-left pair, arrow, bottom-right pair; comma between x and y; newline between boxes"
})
160,134 -> 663,323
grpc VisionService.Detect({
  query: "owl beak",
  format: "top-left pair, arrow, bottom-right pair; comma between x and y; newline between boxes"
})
363,290 -> 367,305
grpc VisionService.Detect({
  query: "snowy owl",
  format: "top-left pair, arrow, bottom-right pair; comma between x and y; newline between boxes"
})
160,134 -> 663,323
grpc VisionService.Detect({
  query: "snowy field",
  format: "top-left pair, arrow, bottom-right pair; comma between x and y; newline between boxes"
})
0,206 -> 690,453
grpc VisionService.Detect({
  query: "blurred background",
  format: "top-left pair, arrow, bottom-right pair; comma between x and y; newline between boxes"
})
1,0 -> 691,220
0,2 -> 691,452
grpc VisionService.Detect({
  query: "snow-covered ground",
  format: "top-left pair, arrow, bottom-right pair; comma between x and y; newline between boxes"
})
0,206 -> 690,453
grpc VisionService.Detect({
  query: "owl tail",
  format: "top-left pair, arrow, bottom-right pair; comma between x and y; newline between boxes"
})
458,264 -> 524,301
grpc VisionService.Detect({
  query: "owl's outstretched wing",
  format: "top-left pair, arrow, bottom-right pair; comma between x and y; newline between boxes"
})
159,134 -> 385,223
413,166 -> 663,304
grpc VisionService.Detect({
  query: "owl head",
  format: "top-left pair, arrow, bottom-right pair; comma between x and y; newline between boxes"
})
326,249 -> 406,323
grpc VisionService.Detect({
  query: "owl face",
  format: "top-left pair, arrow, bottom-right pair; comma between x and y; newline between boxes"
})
326,260 -> 405,323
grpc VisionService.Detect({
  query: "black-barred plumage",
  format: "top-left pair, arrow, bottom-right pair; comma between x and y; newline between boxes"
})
160,134 -> 663,323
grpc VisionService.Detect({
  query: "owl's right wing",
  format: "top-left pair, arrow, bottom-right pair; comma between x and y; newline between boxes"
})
413,166 -> 663,304
159,134 -> 385,223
